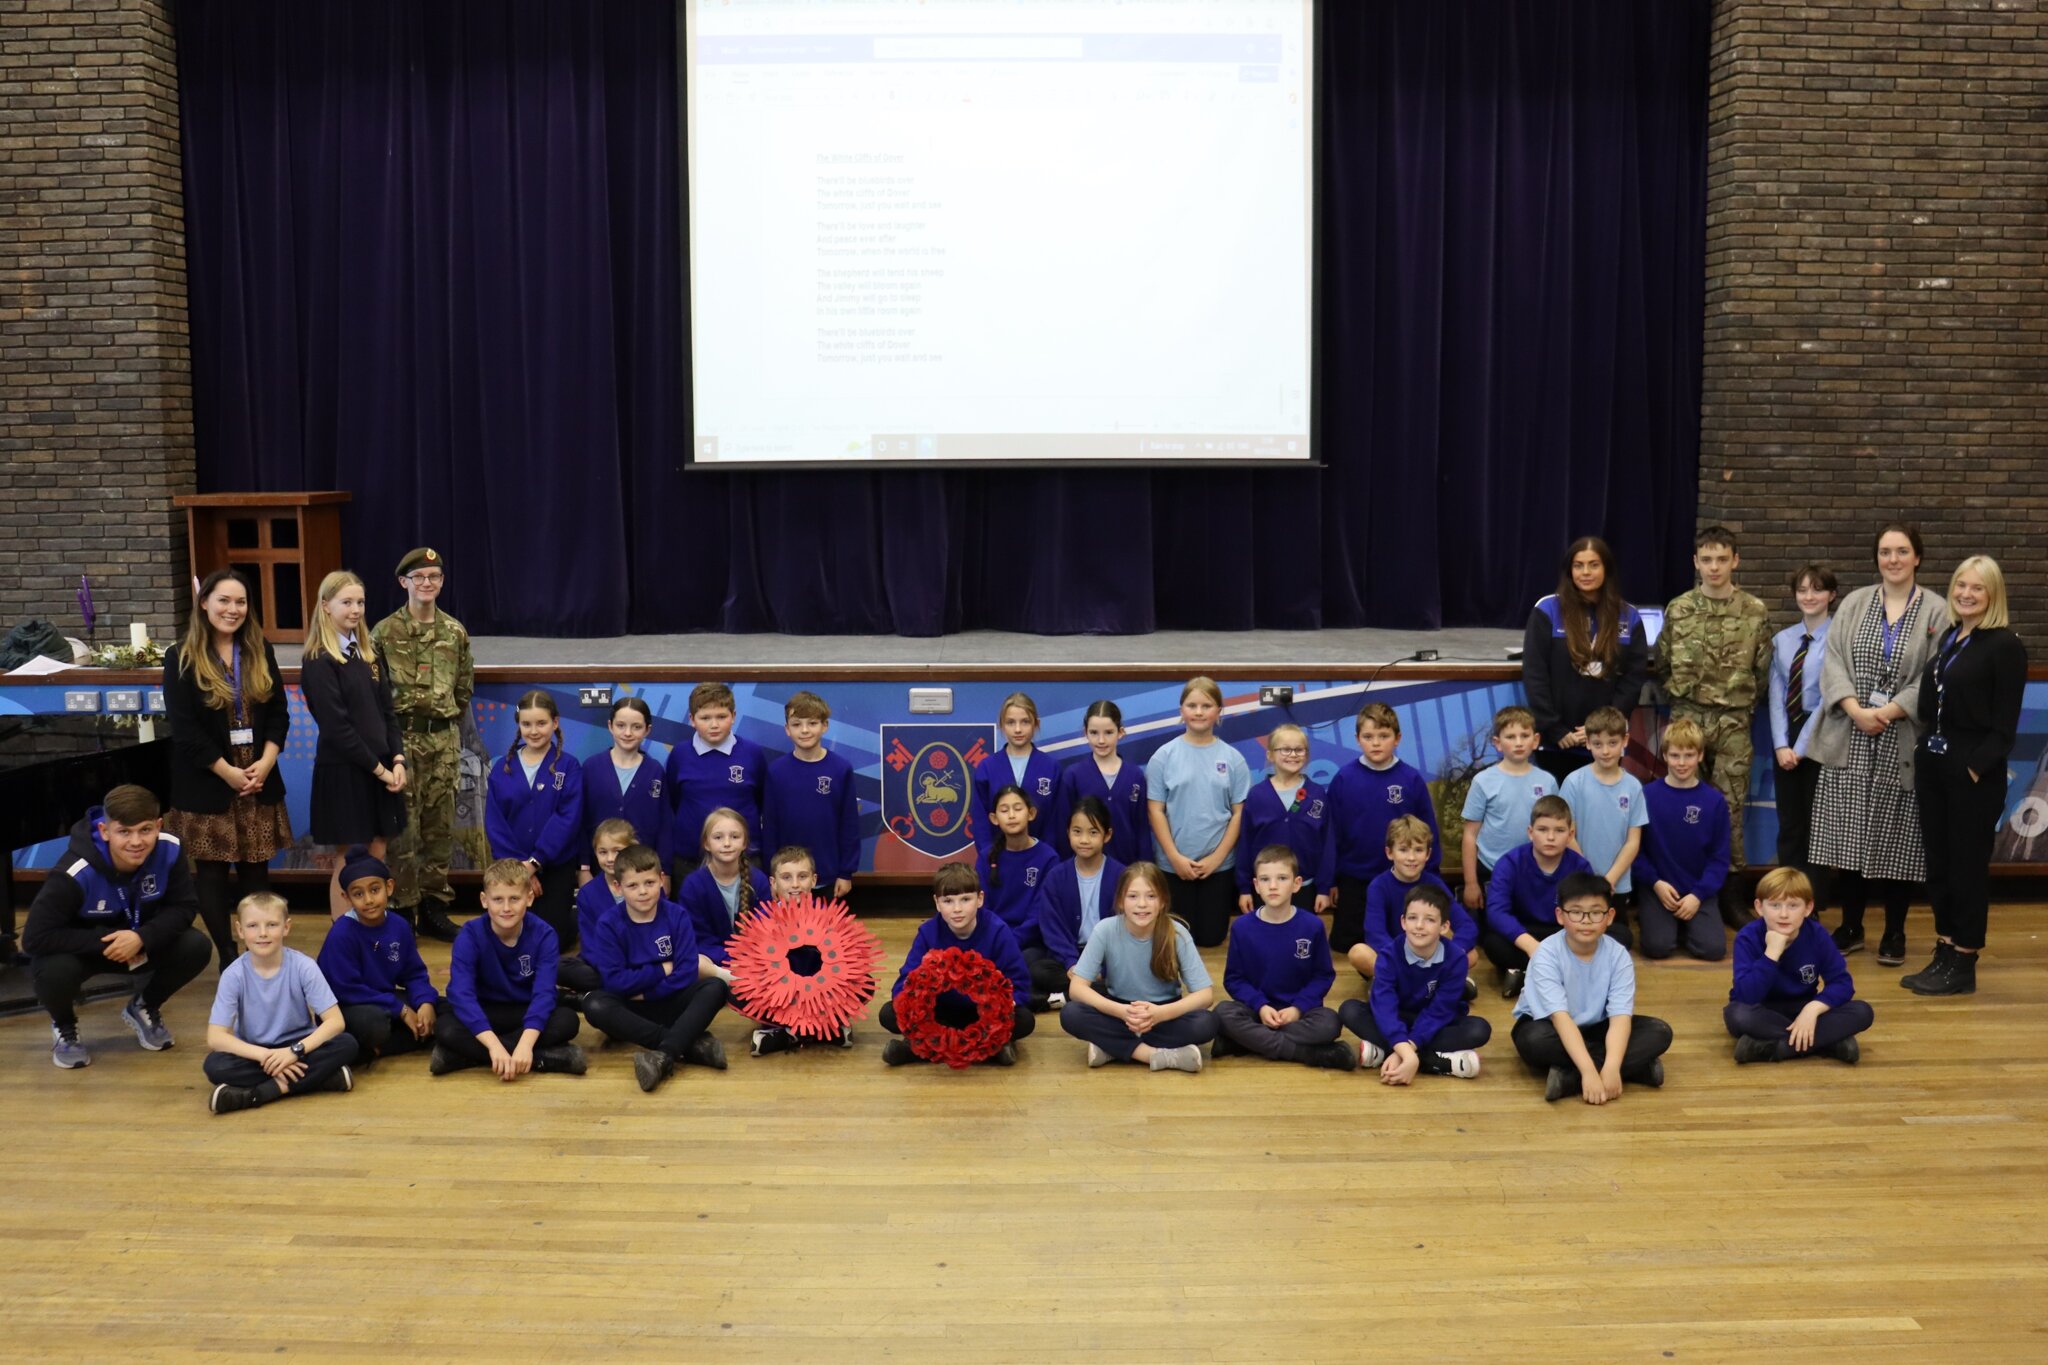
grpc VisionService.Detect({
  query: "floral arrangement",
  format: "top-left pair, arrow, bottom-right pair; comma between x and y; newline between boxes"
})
724,892 -> 881,1041
892,947 -> 1017,1069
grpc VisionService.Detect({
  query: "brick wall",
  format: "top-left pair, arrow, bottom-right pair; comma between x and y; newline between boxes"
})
1700,0 -> 2048,629
0,0 -> 191,649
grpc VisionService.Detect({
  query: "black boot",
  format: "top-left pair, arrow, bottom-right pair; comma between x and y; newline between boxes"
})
1909,948 -> 1977,996
417,899 -> 462,942
1900,942 -> 1952,991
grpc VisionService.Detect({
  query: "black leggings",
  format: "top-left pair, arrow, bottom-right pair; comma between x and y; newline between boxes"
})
192,858 -> 273,970
1827,870 -> 1916,939
583,977 -> 729,1058
529,863 -> 581,950
432,1000 -> 581,1070
1163,871 -> 1236,947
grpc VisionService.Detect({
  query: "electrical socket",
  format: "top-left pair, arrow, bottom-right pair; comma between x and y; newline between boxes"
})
578,686 -> 613,708
146,689 -> 167,713
1258,685 -> 1294,707
104,690 -> 142,713
64,691 -> 100,713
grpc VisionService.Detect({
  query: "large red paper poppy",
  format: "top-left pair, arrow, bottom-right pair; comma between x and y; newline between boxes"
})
725,893 -> 881,1040
893,947 -> 1017,1069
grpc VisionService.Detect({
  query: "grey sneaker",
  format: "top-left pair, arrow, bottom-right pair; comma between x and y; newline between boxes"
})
51,1025 -> 90,1069
1358,1040 -> 1387,1068
684,1033 -> 727,1071
121,996 -> 173,1051
1086,1042 -> 1113,1068
1543,1066 -> 1575,1102
1147,1043 -> 1204,1073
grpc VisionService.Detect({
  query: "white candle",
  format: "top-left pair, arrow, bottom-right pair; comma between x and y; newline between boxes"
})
129,621 -> 148,649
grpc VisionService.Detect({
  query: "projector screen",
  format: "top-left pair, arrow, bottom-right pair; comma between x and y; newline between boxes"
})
680,0 -> 1316,468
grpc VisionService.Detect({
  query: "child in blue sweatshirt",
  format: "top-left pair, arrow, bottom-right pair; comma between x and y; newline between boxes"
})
1035,796 -> 1126,996
1213,846 -> 1353,1070
1726,866 -> 1872,1064
983,783 -> 1062,1007
561,818 -> 638,996
1481,796 -> 1595,998
580,696 -> 669,872
664,682 -> 769,886
581,845 -> 732,1091
1635,719 -> 1731,963
432,859 -> 585,1079
677,808 -> 774,967
880,861 -> 1035,1067
1347,816 -> 1477,982
1235,725 -> 1327,915
484,690 -> 585,949
317,849 -> 439,1065
749,846 -> 864,1057
1051,700 -> 1152,865
1339,883 -> 1490,1081
761,690 -> 861,899
973,692 -> 1059,859
1319,702 -> 1442,949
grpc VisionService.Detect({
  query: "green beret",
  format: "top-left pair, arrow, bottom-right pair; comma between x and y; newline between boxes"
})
395,547 -> 444,576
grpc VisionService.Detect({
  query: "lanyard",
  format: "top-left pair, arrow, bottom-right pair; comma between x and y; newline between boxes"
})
228,643 -> 244,727
1879,590 -> 1919,666
1932,627 -> 1973,734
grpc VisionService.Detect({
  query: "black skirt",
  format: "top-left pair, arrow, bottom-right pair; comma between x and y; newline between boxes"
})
310,761 -> 409,845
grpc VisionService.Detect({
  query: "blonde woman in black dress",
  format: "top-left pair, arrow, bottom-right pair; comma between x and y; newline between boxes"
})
300,570 -> 408,918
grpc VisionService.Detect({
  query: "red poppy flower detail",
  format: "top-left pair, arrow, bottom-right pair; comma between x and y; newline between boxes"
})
725,893 -> 882,1040
893,947 -> 1017,1069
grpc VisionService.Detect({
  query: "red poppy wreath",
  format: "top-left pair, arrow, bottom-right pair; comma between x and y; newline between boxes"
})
725,893 -> 881,1040
893,947 -> 1017,1069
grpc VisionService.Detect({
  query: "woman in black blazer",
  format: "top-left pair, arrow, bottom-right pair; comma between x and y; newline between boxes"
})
300,570 -> 409,919
162,568 -> 292,969
1906,555 -> 2027,996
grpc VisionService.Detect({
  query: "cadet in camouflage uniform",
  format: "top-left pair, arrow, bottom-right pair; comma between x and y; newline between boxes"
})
372,547 -> 473,940
1654,527 -> 1772,917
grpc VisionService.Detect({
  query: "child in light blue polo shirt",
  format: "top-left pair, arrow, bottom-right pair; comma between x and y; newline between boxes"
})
1509,872 -> 1672,1104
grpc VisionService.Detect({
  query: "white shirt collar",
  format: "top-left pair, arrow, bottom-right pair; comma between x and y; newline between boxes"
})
1403,940 -> 1447,967
692,732 -> 736,756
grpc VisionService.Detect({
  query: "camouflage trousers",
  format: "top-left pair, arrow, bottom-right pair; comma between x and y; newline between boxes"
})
390,723 -> 459,907
1672,700 -> 1755,870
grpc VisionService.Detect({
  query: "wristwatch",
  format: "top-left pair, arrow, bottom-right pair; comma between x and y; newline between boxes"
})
290,1042 -> 306,1058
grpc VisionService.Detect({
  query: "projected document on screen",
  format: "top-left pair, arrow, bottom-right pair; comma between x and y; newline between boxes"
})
682,0 -> 1314,467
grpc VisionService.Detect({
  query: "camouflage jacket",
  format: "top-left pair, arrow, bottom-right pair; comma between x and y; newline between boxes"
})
1655,588 -> 1772,711
371,606 -> 473,721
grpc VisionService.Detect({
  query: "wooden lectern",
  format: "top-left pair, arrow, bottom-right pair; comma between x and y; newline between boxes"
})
174,492 -> 351,644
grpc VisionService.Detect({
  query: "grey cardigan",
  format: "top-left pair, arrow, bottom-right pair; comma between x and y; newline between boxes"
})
1807,582 -> 1951,788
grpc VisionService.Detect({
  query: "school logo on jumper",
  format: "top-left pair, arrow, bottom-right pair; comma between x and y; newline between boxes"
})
1685,805 -> 1702,825
552,770 -> 564,791
93,898 -> 107,915
649,778 -> 663,800
1386,785 -> 1403,805
1294,938 -> 1312,960
1025,866 -> 1041,887
728,765 -> 746,784
1036,776 -> 1053,797
386,943 -> 401,964
1309,799 -> 1325,819
882,724 -> 990,860
140,874 -> 158,898
1799,963 -> 1817,984
656,935 -> 673,958
817,774 -> 833,796
517,954 -> 534,977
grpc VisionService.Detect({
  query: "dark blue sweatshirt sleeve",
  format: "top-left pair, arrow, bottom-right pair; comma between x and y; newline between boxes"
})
836,762 -> 862,881
534,755 -> 585,867
1485,854 -> 1525,941
448,927 -> 487,1037
522,925 -> 560,1035
1368,963 -> 1410,1048
985,921 -> 1031,1006
398,928 -> 439,1008
891,920 -> 935,999
485,765 -> 518,862
1222,927 -> 1267,1011
1728,924 -> 1777,1005
1695,792 -> 1731,901
1812,927 -> 1855,1009
1038,872 -> 1081,967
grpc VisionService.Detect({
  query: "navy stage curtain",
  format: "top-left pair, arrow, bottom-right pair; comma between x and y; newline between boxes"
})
175,0 -> 1707,638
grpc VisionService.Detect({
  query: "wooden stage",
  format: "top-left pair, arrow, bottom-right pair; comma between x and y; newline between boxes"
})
4,907 -> 2046,1363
